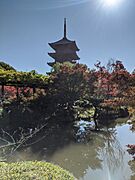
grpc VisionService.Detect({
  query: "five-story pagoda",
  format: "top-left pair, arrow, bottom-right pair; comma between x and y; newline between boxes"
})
48,18 -> 80,67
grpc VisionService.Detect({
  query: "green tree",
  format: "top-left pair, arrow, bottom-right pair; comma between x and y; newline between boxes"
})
48,62 -> 97,122
0,61 -> 16,71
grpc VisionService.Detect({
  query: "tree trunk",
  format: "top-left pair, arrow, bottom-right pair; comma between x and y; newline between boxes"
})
1,85 -> 4,97
93,107 -> 98,130
33,87 -> 36,95
16,87 -> 19,99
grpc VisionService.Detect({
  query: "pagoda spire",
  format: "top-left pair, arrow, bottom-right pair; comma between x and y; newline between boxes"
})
64,18 -> 67,39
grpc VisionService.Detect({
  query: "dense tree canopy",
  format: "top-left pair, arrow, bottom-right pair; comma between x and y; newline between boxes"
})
0,68 -> 50,88
0,61 -> 16,71
0,60 -> 134,128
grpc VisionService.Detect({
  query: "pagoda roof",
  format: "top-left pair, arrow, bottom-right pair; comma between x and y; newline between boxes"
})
48,52 -> 80,61
47,62 -> 55,67
47,60 -> 76,67
49,37 -> 79,51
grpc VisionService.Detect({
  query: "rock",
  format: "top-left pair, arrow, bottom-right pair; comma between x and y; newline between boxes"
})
127,119 -> 132,124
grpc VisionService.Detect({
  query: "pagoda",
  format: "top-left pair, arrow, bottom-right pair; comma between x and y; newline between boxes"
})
48,18 -> 80,67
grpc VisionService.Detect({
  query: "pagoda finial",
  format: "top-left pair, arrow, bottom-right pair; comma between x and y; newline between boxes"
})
64,18 -> 67,38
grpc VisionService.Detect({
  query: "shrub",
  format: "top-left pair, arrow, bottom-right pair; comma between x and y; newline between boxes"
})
0,161 -> 75,180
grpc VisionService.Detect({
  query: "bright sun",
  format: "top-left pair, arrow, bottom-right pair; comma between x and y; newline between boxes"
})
102,0 -> 122,7
106,0 -> 117,6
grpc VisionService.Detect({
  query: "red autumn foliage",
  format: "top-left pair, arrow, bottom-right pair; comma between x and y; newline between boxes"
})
127,144 -> 135,160
1,86 -> 33,99
94,60 -> 135,108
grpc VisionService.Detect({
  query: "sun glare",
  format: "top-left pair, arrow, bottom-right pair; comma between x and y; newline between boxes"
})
102,0 -> 122,7
106,0 -> 117,6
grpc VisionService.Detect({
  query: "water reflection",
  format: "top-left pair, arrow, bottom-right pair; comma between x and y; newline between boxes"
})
5,121 -> 135,180
99,129 -> 124,171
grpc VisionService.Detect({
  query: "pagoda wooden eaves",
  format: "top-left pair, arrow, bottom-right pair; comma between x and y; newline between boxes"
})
48,38 -> 80,51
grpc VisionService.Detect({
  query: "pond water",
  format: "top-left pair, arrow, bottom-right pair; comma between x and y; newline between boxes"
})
8,119 -> 135,180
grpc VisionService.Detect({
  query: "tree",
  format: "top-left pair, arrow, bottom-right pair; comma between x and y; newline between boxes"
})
0,61 -> 16,71
48,62 -> 97,122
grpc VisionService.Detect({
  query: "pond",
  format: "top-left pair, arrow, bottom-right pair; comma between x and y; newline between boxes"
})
6,119 -> 135,180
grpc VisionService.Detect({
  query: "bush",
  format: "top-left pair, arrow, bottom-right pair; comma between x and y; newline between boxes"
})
0,161 -> 75,180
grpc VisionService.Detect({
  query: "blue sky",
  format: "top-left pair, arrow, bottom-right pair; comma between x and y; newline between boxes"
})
0,0 -> 135,74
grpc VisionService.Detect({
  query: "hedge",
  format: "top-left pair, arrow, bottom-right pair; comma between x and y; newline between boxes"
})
0,161 -> 75,180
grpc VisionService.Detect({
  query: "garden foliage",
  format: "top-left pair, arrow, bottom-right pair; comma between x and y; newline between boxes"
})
0,161 -> 75,180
